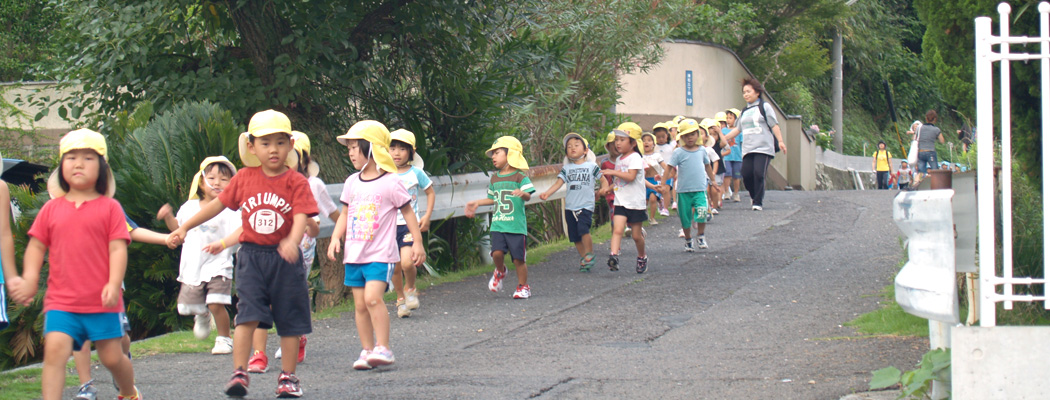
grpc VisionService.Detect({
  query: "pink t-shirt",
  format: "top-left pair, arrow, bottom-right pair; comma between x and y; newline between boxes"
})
339,172 -> 412,264
27,196 -> 131,313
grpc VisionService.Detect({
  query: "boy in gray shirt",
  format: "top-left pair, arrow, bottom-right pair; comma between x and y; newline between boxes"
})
540,133 -> 610,272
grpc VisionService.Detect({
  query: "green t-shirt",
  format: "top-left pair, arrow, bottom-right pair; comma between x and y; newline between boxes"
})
486,170 -> 535,235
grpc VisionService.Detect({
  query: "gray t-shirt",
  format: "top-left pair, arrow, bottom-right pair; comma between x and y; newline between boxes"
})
557,161 -> 602,211
739,100 -> 779,156
917,125 -> 941,151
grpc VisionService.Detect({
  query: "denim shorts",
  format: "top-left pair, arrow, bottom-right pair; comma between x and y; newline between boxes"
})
916,151 -> 938,174
724,161 -> 743,179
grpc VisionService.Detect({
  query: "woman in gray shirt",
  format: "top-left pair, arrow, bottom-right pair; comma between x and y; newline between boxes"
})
724,78 -> 787,211
908,109 -> 944,179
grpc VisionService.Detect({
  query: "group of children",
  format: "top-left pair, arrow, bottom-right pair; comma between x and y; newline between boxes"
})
0,105 -> 755,399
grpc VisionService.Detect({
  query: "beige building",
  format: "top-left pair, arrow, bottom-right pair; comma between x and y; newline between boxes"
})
617,40 -> 816,190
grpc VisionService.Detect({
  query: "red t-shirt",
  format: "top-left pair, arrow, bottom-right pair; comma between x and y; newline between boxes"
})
601,159 -> 616,202
27,196 -> 131,313
219,167 -> 319,246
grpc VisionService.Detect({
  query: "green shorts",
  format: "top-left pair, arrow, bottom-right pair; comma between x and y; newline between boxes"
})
677,191 -> 709,227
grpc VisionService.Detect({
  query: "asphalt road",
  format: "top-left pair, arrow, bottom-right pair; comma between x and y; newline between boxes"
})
67,189 -> 927,400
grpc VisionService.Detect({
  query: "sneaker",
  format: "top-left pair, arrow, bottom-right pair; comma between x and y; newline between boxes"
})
697,236 -> 708,249
580,253 -> 595,272
116,386 -> 142,400
658,205 -> 670,216
648,218 -> 659,225
194,312 -> 212,340
607,254 -> 619,271
405,289 -> 420,310
678,229 -> 685,238
671,201 -> 677,210
275,347 -> 282,359
396,298 -> 411,318
512,284 -> 531,299
212,336 -> 233,355
624,226 -> 632,235
636,257 -> 648,274
225,368 -> 250,397
73,379 -> 99,400
247,350 -> 268,373
353,350 -> 373,370
752,205 -> 763,211
275,371 -> 303,398
366,345 -> 395,366
684,239 -> 695,253
733,193 -> 741,202
711,208 -> 719,215
297,335 -> 307,363
488,268 -> 505,292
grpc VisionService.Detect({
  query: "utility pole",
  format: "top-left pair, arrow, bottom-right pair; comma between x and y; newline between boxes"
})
832,29 -> 843,153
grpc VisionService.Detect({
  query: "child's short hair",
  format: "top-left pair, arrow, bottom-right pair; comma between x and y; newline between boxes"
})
297,151 -> 312,175
58,152 -> 110,196
196,162 -> 236,198
355,138 -> 372,157
390,140 -> 415,161
248,131 -> 292,144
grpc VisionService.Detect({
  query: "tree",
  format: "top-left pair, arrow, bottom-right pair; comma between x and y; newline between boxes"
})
0,0 -> 61,82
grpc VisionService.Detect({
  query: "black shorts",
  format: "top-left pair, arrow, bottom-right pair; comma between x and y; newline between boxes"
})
234,243 -> 312,337
490,231 -> 526,262
565,209 -> 593,243
396,224 -> 414,248
613,206 -> 647,224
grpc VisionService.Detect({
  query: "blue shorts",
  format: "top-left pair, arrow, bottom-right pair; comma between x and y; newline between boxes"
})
645,177 -> 662,200
344,262 -> 395,288
724,160 -> 743,179
565,209 -> 593,243
44,310 -> 124,351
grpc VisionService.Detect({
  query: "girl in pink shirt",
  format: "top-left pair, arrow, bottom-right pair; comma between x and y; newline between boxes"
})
327,120 -> 426,370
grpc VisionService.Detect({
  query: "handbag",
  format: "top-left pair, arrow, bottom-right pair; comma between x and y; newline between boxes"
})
906,121 -> 922,165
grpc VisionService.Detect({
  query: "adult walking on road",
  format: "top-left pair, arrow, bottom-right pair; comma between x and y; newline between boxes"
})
908,110 -> 944,180
724,78 -> 787,211
871,141 -> 893,190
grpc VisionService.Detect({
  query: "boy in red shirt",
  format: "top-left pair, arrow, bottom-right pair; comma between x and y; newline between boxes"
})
168,110 -> 318,398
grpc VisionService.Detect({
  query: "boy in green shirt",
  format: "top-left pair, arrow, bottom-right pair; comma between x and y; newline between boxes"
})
465,136 -> 536,299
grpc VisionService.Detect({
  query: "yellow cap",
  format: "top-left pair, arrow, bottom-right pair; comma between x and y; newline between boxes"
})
611,128 -> 644,153
677,118 -> 701,139
238,110 -> 298,169
47,129 -> 117,198
652,122 -> 669,132
605,132 -> 617,144
390,128 -> 425,170
486,136 -> 530,170
188,156 -> 238,200
727,108 -> 741,118
616,122 -> 642,139
715,112 -> 727,123
337,120 -> 398,173
700,118 -> 718,130
672,115 -> 686,124
291,131 -> 320,177
562,133 -> 596,164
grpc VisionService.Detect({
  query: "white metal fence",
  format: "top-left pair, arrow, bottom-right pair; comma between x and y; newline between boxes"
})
975,2 -> 1050,326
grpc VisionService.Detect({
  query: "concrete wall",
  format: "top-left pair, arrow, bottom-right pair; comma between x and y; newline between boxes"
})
1,81 -> 85,145
617,40 -> 816,190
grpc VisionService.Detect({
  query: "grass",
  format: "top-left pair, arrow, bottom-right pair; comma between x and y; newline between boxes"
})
0,219 -> 626,400
844,283 -> 930,337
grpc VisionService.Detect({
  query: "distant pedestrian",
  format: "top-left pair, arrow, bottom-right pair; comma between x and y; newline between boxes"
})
908,110 -> 944,180
895,161 -> 913,190
724,78 -> 788,211
872,141 -> 893,190
653,122 -> 677,211
539,133 -> 609,272
328,120 -> 425,371
703,119 -> 726,213
465,136 -> 536,298
641,132 -> 670,224
663,119 -> 716,252
722,108 -> 743,203
602,125 -> 650,274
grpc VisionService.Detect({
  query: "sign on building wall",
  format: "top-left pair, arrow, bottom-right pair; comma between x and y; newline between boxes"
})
685,70 -> 693,106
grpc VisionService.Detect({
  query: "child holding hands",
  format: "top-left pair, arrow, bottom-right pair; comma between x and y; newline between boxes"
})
539,133 -> 608,272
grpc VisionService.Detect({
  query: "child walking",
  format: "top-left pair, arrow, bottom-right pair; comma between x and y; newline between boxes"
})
389,128 -> 435,318
539,133 -> 609,272
663,119 -> 717,252
11,129 -> 141,400
0,150 -> 17,343
465,136 -> 536,298
327,120 -> 426,369
600,132 -> 618,235
721,109 -> 743,202
168,110 -> 317,398
641,132 -> 669,224
602,128 -> 649,274
159,156 -> 240,355
653,123 -> 677,212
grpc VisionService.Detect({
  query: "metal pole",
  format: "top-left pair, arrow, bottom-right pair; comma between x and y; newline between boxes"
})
832,29 -> 844,153
974,16 -> 995,327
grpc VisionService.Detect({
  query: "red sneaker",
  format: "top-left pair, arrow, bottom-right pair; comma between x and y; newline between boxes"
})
225,368 -> 250,397
297,335 -> 307,363
247,350 -> 268,373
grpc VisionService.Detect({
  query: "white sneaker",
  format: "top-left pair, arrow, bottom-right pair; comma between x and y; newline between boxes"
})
733,193 -> 741,202
396,298 -> 411,318
671,202 -> 678,210
488,268 -> 505,292
211,336 -> 233,355
752,205 -> 763,211
697,236 -> 709,249
405,290 -> 420,310
193,313 -> 212,340
353,350 -> 373,370
678,229 -> 685,238
275,346 -> 283,359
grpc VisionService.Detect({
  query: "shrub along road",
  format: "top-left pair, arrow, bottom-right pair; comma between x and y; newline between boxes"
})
68,189 -> 926,399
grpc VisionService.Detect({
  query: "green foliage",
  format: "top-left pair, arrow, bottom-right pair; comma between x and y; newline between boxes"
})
870,348 -> 951,399
0,0 -> 61,81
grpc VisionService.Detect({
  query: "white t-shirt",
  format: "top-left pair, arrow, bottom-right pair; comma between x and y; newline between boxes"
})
704,146 -> 720,164
642,152 -> 665,176
308,176 -> 337,220
176,199 -> 241,285
657,143 -> 676,165
612,152 -> 647,210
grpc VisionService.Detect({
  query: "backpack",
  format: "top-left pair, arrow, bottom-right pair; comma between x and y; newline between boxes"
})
744,97 -> 779,153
